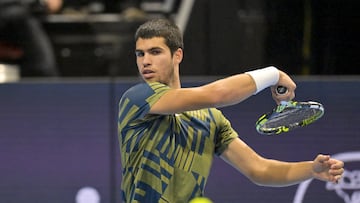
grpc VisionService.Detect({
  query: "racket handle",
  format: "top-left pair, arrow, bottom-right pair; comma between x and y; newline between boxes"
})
276,86 -> 288,94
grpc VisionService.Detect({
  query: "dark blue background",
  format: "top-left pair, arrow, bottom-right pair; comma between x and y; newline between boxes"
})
1,77 -> 359,203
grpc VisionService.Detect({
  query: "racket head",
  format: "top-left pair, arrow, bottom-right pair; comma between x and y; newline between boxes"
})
256,101 -> 324,135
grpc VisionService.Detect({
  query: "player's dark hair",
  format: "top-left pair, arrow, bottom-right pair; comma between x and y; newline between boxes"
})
135,18 -> 184,54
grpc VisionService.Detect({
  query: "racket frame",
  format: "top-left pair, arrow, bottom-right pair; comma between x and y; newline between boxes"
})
256,101 -> 324,135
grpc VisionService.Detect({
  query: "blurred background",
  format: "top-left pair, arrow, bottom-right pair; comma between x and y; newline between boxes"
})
1,0 -> 359,79
0,1 -> 359,203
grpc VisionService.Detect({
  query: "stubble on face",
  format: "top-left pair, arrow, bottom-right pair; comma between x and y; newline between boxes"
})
136,37 -> 176,86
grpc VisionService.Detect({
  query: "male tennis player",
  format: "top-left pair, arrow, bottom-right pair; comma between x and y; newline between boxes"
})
118,18 -> 344,203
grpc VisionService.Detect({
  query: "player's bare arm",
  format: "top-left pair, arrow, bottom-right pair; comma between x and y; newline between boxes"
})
221,138 -> 343,186
220,138 -> 314,186
150,73 -> 256,114
150,67 -> 296,115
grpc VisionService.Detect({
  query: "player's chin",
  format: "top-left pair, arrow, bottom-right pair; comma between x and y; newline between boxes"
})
143,76 -> 157,83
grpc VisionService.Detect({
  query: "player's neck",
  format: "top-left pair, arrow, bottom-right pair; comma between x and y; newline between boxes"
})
168,78 -> 181,89
169,70 -> 181,89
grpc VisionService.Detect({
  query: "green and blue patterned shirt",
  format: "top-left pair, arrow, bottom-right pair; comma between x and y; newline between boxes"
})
118,82 -> 238,203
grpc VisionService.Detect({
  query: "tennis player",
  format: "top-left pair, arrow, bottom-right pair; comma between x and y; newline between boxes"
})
118,18 -> 344,203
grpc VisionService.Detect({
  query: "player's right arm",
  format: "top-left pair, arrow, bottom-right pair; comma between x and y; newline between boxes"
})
150,73 -> 256,114
150,67 -> 296,115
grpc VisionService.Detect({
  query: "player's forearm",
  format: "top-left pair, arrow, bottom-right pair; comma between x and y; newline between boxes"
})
204,67 -> 280,107
204,74 -> 256,107
253,159 -> 314,187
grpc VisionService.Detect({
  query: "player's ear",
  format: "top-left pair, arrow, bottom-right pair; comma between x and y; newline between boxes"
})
173,48 -> 183,63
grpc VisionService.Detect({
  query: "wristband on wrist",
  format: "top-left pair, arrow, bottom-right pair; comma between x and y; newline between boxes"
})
245,66 -> 279,94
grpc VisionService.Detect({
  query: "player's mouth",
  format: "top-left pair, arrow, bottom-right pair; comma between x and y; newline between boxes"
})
142,69 -> 155,79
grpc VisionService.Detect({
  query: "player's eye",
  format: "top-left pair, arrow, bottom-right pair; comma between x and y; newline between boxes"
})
150,49 -> 161,55
135,51 -> 144,57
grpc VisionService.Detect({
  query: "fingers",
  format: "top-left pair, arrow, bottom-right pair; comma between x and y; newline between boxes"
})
319,157 -> 344,183
313,154 -> 344,183
329,159 -> 344,183
271,86 -> 295,105
271,70 -> 296,104
329,158 -> 344,169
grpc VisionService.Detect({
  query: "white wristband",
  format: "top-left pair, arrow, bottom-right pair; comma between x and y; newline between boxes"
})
245,66 -> 279,94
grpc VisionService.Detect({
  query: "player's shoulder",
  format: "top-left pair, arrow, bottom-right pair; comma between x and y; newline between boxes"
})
120,82 -> 170,106
126,82 -> 149,92
123,82 -> 168,95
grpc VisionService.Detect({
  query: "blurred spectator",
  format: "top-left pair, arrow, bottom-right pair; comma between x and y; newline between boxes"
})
118,0 -> 146,20
61,0 -> 146,19
0,0 -> 63,77
61,0 -> 105,14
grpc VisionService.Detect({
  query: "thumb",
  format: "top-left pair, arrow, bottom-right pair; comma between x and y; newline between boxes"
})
316,154 -> 330,163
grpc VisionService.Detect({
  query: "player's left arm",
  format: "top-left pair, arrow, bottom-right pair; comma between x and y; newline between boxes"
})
220,138 -> 344,186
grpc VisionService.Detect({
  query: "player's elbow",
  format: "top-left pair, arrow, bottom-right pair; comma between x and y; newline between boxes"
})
244,158 -> 279,187
246,167 -> 270,186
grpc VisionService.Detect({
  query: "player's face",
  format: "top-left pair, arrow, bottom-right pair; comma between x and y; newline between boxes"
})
135,37 -> 177,85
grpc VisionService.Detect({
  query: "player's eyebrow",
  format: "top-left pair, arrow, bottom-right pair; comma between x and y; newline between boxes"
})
135,47 -> 163,55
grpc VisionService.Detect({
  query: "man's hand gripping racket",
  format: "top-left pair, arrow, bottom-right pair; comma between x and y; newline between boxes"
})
256,86 -> 325,135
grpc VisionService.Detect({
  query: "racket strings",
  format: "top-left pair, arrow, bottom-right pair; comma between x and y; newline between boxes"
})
256,101 -> 324,135
264,108 -> 320,128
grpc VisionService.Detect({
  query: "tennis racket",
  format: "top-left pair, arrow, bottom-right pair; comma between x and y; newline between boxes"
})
255,86 -> 325,135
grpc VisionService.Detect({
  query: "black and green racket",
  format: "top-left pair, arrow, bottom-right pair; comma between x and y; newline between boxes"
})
256,86 -> 324,135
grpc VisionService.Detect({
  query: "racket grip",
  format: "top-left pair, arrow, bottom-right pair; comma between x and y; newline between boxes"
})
276,86 -> 288,94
